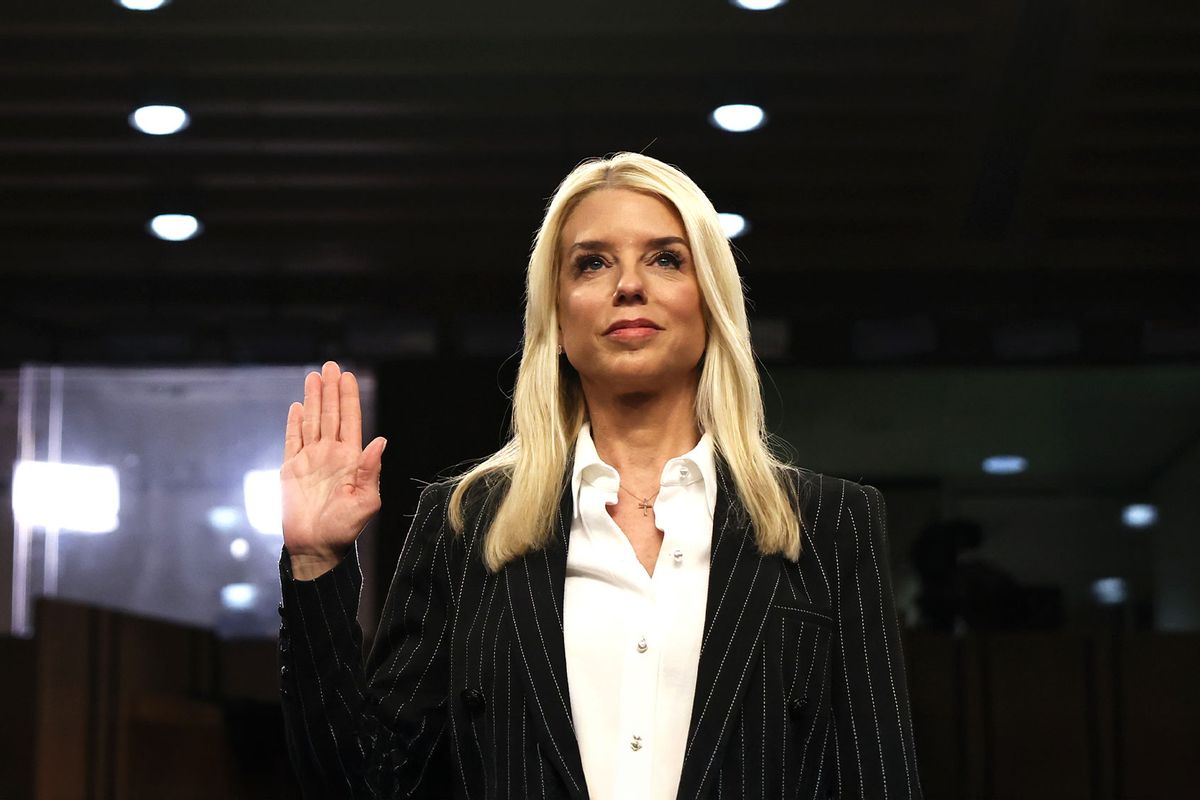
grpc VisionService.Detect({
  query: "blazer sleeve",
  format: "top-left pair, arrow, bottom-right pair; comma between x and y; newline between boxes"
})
829,482 -> 924,800
278,482 -> 455,799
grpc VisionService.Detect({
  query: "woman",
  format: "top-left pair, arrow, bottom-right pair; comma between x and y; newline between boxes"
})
278,153 -> 924,799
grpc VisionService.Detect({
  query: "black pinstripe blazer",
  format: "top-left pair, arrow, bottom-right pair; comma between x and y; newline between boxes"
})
278,463 -> 924,799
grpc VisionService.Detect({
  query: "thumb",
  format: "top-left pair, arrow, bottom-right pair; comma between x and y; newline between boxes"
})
356,436 -> 387,492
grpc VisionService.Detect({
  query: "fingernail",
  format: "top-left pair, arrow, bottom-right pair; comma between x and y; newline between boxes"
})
380,438 -> 388,453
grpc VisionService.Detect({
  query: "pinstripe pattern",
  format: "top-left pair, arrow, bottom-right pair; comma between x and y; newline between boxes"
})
279,467 -> 923,799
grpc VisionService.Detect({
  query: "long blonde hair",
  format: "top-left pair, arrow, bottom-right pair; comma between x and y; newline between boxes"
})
449,152 -> 801,571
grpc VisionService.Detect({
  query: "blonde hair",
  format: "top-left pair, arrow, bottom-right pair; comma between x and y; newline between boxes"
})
449,152 -> 801,571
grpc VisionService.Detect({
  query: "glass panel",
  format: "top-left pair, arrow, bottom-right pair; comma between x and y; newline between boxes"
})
8,365 -> 375,638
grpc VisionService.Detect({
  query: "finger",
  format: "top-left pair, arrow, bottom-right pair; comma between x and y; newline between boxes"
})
339,371 -> 363,450
283,402 -> 303,461
356,437 -> 387,494
320,360 -> 341,442
301,371 -> 321,445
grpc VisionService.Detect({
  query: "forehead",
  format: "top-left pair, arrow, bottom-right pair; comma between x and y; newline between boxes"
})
560,188 -> 686,246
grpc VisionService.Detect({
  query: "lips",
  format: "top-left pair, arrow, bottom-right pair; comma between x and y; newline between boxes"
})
604,318 -> 662,335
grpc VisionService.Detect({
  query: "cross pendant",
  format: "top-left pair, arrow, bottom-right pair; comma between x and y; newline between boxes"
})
638,498 -> 652,516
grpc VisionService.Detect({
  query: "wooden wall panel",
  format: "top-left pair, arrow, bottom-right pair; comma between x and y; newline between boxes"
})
218,639 -> 279,703
32,601 -> 93,799
19,596 -> 1200,799
111,613 -> 219,796
1121,634 -> 1200,800
957,635 -> 990,799
905,631 -> 964,800
125,693 -> 234,800
0,636 -> 35,800
28,598 -> 295,799
984,634 -> 1094,800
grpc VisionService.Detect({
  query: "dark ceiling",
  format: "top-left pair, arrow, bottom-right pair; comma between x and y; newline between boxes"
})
1,0 -> 1197,366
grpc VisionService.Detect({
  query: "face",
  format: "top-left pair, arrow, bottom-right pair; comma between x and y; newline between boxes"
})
556,188 -> 707,395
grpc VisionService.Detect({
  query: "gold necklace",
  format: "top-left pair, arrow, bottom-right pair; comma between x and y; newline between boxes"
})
619,482 -> 660,516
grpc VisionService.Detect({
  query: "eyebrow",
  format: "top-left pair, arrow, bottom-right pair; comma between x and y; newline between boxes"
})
568,236 -> 689,253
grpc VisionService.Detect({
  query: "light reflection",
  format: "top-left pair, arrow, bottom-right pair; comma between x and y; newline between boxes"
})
208,506 -> 241,532
1091,577 -> 1128,606
1122,503 -> 1158,528
244,469 -> 283,536
221,582 -> 258,610
982,455 -> 1028,475
230,537 -> 250,560
12,461 -> 120,533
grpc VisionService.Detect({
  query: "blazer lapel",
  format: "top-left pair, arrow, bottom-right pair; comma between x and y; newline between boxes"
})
505,476 -> 589,799
677,461 -> 783,800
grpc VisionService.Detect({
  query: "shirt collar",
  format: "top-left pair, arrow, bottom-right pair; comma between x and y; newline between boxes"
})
570,421 -> 718,518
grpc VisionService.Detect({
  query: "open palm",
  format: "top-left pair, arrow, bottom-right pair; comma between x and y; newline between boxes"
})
281,361 -> 386,576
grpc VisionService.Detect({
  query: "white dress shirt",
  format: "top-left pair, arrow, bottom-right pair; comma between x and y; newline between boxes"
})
563,422 -> 717,800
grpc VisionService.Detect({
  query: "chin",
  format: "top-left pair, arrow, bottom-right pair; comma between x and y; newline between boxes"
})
587,358 -> 699,393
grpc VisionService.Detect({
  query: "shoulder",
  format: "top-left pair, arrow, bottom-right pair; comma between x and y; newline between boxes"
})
789,468 -> 886,541
414,469 -> 511,553
398,477 -> 496,580
416,468 -> 509,513
399,480 -> 456,547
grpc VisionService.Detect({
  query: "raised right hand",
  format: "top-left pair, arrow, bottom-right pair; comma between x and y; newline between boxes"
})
281,360 -> 386,579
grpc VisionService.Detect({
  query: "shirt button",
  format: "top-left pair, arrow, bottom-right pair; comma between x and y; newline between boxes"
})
630,734 -> 643,751
679,466 -> 690,479
672,549 -> 683,563
636,637 -> 648,653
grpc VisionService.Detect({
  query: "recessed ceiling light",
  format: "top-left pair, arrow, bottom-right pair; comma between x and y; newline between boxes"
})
710,104 -> 767,133
116,0 -> 172,11
981,455 -> 1027,475
718,212 -> 749,238
148,213 -> 202,242
731,0 -> 789,10
129,105 -> 190,136
1122,503 -> 1158,528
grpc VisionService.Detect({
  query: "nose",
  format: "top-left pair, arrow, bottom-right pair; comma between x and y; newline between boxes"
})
612,261 -> 646,305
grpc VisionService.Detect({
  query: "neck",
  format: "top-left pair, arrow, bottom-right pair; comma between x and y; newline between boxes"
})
581,375 -> 701,491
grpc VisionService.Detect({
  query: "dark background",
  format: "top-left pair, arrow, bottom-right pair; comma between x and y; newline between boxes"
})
2,0 -> 1197,370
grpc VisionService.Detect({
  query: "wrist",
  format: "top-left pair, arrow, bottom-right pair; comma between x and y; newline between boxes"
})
288,548 -> 344,581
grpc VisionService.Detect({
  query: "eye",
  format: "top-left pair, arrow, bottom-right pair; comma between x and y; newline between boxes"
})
573,254 -> 608,272
652,250 -> 684,268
